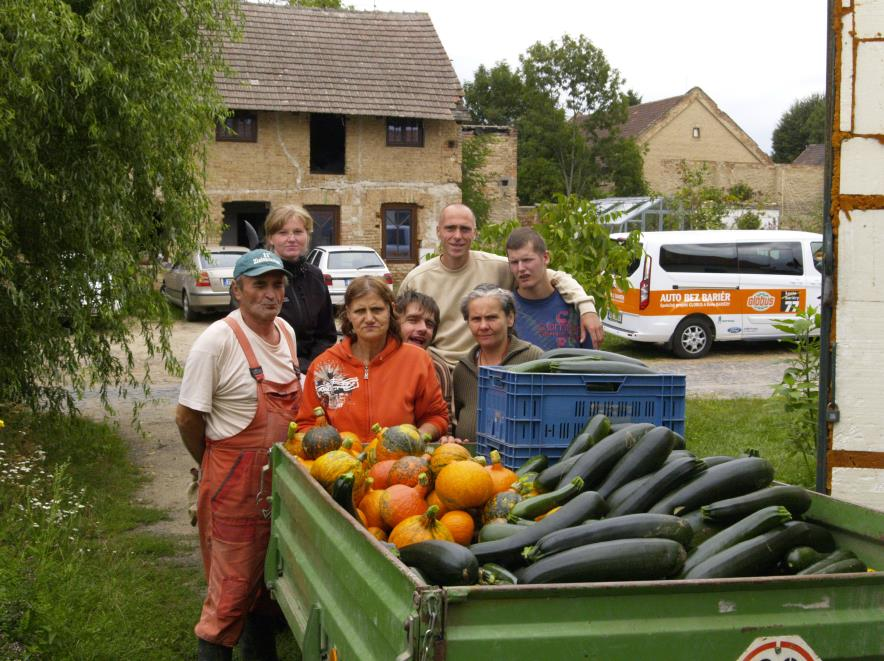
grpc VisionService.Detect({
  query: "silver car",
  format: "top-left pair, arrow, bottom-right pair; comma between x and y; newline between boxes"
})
161,245 -> 248,320
306,245 -> 393,306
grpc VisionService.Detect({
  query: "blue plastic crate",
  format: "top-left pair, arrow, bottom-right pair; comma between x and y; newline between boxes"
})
476,366 -> 686,469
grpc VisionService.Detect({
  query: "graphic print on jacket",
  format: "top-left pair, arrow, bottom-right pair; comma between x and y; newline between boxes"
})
313,360 -> 359,409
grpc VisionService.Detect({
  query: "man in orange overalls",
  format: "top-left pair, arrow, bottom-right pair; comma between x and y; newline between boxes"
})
176,249 -> 301,661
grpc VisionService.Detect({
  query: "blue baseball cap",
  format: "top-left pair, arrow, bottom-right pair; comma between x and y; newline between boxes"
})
233,249 -> 288,279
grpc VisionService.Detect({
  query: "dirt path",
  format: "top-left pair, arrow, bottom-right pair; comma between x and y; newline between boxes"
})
75,322 -> 790,539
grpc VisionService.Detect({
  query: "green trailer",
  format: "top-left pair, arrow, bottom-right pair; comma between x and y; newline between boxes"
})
265,445 -> 884,661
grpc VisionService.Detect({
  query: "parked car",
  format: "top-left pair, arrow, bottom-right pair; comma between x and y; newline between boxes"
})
306,245 -> 393,306
161,245 -> 249,320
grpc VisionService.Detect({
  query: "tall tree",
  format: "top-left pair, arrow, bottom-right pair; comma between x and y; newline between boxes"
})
771,93 -> 826,163
464,35 -> 646,204
0,0 -> 239,412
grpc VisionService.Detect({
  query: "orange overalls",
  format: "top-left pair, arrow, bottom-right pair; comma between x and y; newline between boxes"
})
195,317 -> 301,647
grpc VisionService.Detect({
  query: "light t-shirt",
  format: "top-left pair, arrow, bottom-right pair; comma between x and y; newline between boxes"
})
178,310 -> 298,440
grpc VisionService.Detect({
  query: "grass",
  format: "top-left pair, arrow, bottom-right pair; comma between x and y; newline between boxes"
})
686,398 -> 815,487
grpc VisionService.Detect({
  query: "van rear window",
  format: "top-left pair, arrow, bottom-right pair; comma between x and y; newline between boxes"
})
659,243 -> 738,273
738,242 -> 803,276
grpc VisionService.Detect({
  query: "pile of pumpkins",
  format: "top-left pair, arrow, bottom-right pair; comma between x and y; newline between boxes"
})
284,407 -> 522,549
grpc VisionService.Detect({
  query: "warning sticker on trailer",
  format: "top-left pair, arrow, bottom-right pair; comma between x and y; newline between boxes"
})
611,287 -> 806,316
738,635 -> 821,661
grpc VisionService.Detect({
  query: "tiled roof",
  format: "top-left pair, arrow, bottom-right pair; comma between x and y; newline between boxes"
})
217,3 -> 464,120
621,93 -> 686,139
793,143 -> 825,165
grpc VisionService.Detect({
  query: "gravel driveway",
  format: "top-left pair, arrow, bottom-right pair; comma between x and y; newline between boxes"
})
75,319 -> 791,539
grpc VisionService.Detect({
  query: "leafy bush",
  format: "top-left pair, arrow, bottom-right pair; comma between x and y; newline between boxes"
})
770,307 -> 821,481
736,211 -> 763,229
472,194 -> 642,317
461,133 -> 493,228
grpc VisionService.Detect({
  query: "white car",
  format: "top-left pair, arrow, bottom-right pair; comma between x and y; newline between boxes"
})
306,246 -> 393,306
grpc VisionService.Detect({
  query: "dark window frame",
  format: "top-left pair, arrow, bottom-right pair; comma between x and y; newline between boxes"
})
737,242 -> 804,276
216,110 -> 258,142
659,243 -> 739,274
381,203 -> 418,263
305,205 -> 341,249
310,113 -> 346,174
386,117 -> 424,147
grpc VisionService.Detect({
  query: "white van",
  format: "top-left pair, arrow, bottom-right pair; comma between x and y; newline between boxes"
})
604,230 -> 823,358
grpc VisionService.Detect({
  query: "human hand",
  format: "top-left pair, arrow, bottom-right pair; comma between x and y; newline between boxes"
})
580,311 -> 604,348
187,467 -> 199,527
438,435 -> 467,445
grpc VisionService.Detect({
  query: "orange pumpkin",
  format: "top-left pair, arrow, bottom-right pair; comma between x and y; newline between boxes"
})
439,510 -> 475,546
388,505 -> 454,548
366,526 -> 387,541
310,450 -> 364,493
429,443 -> 472,476
373,423 -> 427,463
425,489 -> 449,516
387,455 -> 433,490
297,457 -> 314,472
379,484 -> 428,530
485,450 -> 519,494
358,482 -> 386,529
367,459 -> 396,490
434,459 -> 494,510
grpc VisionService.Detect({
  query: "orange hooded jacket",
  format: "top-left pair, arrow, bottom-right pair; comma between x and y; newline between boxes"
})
296,335 -> 449,439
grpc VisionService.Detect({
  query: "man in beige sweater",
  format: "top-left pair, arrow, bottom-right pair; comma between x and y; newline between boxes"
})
400,203 -> 603,366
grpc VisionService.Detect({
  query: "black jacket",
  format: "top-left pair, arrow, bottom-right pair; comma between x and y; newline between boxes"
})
231,256 -> 337,372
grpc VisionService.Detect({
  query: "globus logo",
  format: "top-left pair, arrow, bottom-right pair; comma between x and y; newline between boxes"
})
747,291 -> 776,312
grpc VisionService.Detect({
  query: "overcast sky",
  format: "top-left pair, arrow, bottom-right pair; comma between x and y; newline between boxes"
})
349,0 -> 828,155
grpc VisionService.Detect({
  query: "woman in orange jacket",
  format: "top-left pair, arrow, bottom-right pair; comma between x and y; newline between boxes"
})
297,276 -> 449,440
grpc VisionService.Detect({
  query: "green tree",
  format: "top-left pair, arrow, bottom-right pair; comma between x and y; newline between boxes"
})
460,133 -> 493,228
664,162 -> 728,230
0,0 -> 239,412
771,93 -> 826,163
464,35 -> 646,204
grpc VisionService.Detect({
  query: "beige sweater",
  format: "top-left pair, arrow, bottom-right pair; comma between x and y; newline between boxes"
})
400,250 -> 595,366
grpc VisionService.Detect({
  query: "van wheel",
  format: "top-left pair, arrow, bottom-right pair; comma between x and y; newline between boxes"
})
671,317 -> 713,359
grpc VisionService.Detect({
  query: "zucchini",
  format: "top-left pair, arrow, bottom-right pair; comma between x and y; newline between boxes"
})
701,485 -> 812,522
701,455 -> 735,468
649,456 -> 775,515
515,454 -> 548,477
560,414 -> 611,461
786,520 -> 835,553
516,538 -> 686,584
477,522 -> 527,543
540,347 -> 649,367
783,546 -> 828,573
663,450 -> 696,464
524,513 -> 692,562
681,506 -> 793,576
551,359 -> 656,375
331,472 -> 359,519
797,549 -> 857,575
811,558 -> 867,575
596,426 -> 676,499
504,359 -> 556,373
407,566 -> 428,584
398,540 -> 479,586
679,509 -> 727,549
559,423 -> 654,490
609,457 -> 707,517
605,474 -> 654,512
469,491 -> 608,568
534,453 -> 582,492
670,431 -> 686,450
509,477 -> 584,520
684,521 -> 816,579
479,563 -> 519,585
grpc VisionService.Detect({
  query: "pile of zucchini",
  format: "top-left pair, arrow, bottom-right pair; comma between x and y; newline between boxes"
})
394,413 -> 871,587
504,348 -> 657,375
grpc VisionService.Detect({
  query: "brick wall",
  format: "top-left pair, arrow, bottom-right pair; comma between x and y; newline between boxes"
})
204,111 -> 462,284
462,126 -> 519,225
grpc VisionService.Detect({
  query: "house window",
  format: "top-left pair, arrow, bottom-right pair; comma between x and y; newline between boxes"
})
692,127 -> 701,139
382,204 -> 418,262
216,110 -> 258,142
305,205 -> 340,248
386,118 -> 424,147
310,114 -> 346,174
